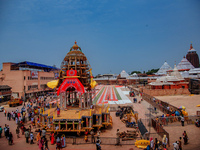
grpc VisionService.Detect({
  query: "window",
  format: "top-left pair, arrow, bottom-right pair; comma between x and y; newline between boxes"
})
28,85 -> 38,90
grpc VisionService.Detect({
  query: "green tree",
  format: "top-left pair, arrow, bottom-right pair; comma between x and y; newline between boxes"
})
146,68 -> 159,75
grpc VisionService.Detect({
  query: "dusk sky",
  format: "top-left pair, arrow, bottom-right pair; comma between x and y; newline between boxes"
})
0,0 -> 200,75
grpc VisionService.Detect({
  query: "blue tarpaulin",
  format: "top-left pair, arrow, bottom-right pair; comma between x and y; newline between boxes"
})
175,111 -> 180,116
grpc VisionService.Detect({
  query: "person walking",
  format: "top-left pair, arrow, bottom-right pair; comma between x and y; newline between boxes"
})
181,116 -> 185,126
178,137 -> 182,150
57,106 -> 60,117
15,116 -> 18,125
4,109 -> 7,117
56,136 -> 61,150
154,138 -> 158,150
183,131 -> 188,144
96,137 -> 101,150
30,132 -> 34,144
0,126 -> 2,138
162,134 -> 168,148
90,130 -> 95,143
4,124 -> 7,137
9,112 -> 11,121
84,131 -> 88,142
6,125 -> 9,139
8,132 -> 13,145
41,128 -> 46,138
116,129 -> 120,146
150,137 -> 154,149
44,138 -> 49,150
7,112 -> 9,120
173,141 -> 179,150
16,126 -> 20,138
36,131 -> 41,145
97,129 -> 101,138
25,129 -> 30,143
39,137 -> 44,150
50,132 -> 55,145
21,125 -> 25,135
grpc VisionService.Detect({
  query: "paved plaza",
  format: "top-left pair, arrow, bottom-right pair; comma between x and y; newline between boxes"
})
0,86 -> 200,150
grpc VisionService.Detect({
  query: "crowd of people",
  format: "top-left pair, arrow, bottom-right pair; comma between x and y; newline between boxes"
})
0,91 -> 197,150
0,93 -> 64,149
0,124 -> 13,145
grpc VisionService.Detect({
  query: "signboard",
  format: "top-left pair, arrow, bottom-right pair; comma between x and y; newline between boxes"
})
31,71 -> 38,78
197,111 -> 200,116
55,73 -> 59,79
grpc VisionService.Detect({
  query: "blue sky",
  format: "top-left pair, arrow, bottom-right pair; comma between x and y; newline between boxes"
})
0,0 -> 200,75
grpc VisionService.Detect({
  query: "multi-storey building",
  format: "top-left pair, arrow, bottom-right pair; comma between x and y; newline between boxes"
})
0,61 -> 59,99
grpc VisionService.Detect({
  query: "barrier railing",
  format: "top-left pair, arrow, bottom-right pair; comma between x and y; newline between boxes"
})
128,86 -> 181,115
154,115 -> 199,126
49,136 -> 140,145
151,118 -> 170,146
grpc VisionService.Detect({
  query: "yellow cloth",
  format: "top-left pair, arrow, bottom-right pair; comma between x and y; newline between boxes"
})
90,78 -> 97,89
47,80 -> 58,89
36,133 -> 41,142
89,69 -> 97,89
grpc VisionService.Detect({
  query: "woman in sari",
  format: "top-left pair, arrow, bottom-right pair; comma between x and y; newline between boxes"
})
50,132 -> 55,145
36,132 -> 41,145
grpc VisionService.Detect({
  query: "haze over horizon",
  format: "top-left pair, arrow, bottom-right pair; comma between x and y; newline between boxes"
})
0,0 -> 200,75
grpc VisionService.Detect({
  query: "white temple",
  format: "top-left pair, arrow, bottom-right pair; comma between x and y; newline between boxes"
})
156,61 -> 172,75
177,57 -> 195,70
120,70 -> 129,78
150,64 -> 184,86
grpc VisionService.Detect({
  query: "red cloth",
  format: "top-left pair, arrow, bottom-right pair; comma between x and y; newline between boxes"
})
51,133 -> 54,145
57,108 -> 60,115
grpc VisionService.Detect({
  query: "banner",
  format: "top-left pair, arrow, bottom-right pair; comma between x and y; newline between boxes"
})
31,71 -> 38,78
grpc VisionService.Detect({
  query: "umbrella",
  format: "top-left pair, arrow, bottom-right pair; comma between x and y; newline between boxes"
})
179,106 -> 186,109
196,104 -> 200,107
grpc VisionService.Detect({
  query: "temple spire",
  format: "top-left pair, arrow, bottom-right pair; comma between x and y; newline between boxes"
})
190,43 -> 193,50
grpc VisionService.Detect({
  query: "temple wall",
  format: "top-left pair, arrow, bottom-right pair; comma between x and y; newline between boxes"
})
142,88 -> 190,96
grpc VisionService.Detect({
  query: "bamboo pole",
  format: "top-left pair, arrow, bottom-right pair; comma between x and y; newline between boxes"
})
53,111 -> 55,119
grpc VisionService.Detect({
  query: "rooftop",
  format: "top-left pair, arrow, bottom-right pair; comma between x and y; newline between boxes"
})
0,85 -> 11,90
11,61 -> 59,72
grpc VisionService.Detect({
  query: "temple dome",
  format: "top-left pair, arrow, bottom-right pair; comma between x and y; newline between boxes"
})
72,41 -> 79,50
60,41 -> 91,87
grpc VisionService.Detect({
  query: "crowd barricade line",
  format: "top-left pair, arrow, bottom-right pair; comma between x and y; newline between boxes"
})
52,136 -> 141,145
